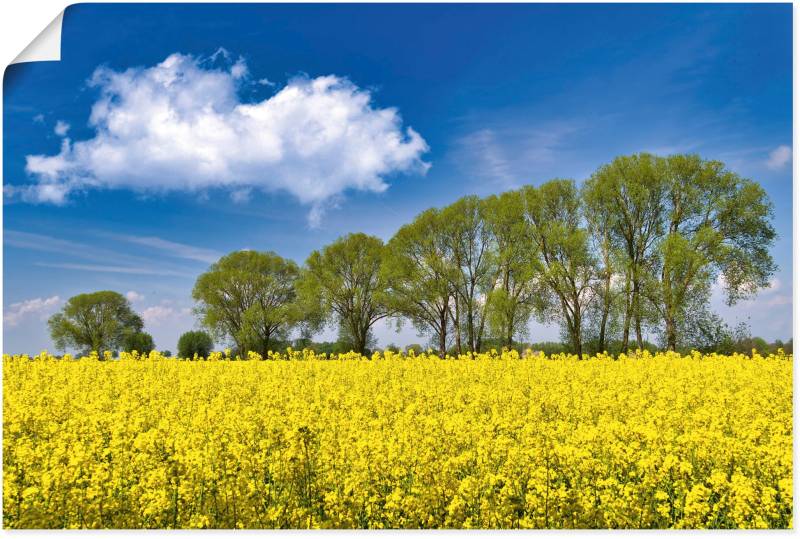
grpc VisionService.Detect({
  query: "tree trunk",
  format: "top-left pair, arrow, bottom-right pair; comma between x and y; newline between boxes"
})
356,331 -> 367,355
467,308 -> 475,354
454,300 -> 462,354
632,278 -> 643,349
574,305 -> 583,359
439,309 -> 447,357
665,316 -> 677,352
598,307 -> 608,353
621,272 -> 632,351
476,305 -> 488,353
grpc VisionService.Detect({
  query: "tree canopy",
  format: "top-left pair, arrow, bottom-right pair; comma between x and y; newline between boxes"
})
192,250 -> 302,356
48,291 -> 144,355
299,233 -> 391,354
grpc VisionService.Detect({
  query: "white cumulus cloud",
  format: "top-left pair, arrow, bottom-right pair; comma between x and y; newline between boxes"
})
21,52 -> 430,225
766,145 -> 792,170
4,296 -> 62,327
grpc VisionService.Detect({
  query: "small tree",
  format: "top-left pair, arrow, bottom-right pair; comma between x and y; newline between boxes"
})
121,331 -> 155,354
178,330 -> 214,359
48,291 -> 143,355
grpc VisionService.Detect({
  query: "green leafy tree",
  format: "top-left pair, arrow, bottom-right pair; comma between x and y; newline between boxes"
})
583,153 -> 665,350
193,250 -> 302,356
483,190 -> 543,348
581,186 -> 627,353
648,154 -> 776,350
523,179 -> 596,358
48,291 -> 143,355
121,330 -> 155,354
384,208 -> 455,356
440,196 -> 497,354
298,233 -> 391,354
177,330 -> 214,359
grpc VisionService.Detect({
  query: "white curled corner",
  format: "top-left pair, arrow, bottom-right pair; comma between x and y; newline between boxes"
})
11,10 -> 64,65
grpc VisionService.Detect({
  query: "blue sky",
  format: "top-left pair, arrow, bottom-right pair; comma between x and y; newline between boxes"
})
3,3 -> 792,354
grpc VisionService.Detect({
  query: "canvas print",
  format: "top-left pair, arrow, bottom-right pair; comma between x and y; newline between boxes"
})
2,3 -> 792,529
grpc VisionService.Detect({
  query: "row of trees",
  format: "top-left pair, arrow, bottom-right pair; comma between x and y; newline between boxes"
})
188,153 -> 776,357
45,153 -> 776,357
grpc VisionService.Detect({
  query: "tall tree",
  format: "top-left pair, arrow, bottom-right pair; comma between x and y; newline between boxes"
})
299,233 -> 391,354
440,196 -> 497,353
483,190 -> 543,348
384,208 -> 454,356
582,188 -> 625,353
648,154 -> 776,350
583,153 -> 665,350
522,179 -> 595,358
193,250 -> 301,356
48,291 -> 144,355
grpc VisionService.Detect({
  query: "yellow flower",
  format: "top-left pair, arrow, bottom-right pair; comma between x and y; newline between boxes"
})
2,350 -> 792,529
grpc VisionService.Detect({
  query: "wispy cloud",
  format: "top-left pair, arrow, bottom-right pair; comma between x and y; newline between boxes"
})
35,262 -> 190,277
453,120 -> 583,189
456,129 -> 515,187
6,230 -> 93,258
6,229 -> 202,276
4,296 -> 62,327
108,234 -> 222,264
126,290 -> 145,302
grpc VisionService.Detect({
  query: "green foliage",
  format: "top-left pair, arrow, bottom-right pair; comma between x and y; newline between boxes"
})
177,330 -> 214,359
121,331 -> 155,354
583,153 -> 665,349
193,250 -> 302,356
650,154 -> 776,350
522,179 -> 595,358
483,190 -> 543,348
439,195 -> 497,353
298,233 -> 390,354
383,207 -> 455,355
48,291 -> 143,355
50,152 -> 776,358
583,153 -> 777,352
527,341 -> 569,356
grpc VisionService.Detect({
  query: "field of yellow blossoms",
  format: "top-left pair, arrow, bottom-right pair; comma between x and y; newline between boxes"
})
3,349 -> 792,529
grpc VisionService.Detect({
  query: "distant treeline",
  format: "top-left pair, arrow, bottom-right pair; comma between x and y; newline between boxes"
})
46,153 -> 778,358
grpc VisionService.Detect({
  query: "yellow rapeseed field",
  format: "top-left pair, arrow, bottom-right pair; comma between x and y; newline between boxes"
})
2,349 -> 792,529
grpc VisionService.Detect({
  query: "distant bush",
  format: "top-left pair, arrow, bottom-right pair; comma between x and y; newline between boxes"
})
121,331 -> 155,354
178,331 -> 214,359
527,341 -> 569,356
